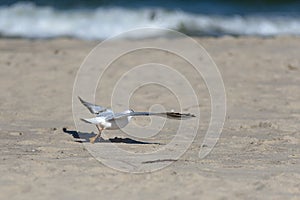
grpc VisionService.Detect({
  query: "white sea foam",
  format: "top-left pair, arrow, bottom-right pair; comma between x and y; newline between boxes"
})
0,2 -> 300,39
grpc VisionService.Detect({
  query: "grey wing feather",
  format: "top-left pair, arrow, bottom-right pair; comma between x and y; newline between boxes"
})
78,96 -> 107,115
106,111 -> 195,121
104,111 -> 131,121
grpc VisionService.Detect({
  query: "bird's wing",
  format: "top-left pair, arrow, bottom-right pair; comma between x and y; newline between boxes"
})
78,96 -> 108,115
106,111 -> 195,121
81,109 -> 115,124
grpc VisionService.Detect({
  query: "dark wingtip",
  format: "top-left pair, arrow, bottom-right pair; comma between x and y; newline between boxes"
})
78,96 -> 86,104
183,113 -> 196,118
166,112 -> 196,119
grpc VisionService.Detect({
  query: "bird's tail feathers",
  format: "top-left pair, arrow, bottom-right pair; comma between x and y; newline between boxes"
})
80,117 -> 99,124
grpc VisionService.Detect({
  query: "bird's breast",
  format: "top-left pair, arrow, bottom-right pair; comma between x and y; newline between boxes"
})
107,118 -> 130,130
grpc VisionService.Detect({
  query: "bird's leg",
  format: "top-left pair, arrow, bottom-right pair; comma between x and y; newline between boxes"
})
89,125 -> 103,144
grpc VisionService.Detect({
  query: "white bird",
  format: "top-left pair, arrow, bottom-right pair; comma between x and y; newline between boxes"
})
78,96 -> 195,143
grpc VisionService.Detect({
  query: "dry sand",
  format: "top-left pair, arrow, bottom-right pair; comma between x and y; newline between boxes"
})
0,36 -> 300,199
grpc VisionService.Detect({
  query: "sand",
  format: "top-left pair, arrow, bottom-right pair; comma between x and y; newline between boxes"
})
0,36 -> 299,199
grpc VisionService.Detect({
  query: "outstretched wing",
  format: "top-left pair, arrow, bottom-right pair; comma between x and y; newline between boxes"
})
106,111 -> 195,121
78,96 -> 108,115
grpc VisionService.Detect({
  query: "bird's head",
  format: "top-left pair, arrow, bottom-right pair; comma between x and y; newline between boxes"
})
129,109 -> 134,113
126,109 -> 135,121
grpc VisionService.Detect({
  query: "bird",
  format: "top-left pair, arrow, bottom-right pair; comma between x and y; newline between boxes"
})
78,96 -> 196,143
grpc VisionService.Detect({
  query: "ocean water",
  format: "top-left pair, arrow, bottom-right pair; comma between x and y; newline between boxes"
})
0,0 -> 300,39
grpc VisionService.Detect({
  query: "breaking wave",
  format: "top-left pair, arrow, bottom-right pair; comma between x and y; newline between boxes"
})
1,2 -> 300,39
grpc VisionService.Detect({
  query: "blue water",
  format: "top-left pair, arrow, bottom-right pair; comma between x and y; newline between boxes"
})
0,0 -> 300,39
2,0 -> 300,14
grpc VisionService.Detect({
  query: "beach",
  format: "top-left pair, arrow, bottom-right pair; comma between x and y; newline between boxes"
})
0,36 -> 300,199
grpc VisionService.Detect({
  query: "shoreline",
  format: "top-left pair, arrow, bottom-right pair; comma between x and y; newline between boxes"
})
1,34 -> 300,40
